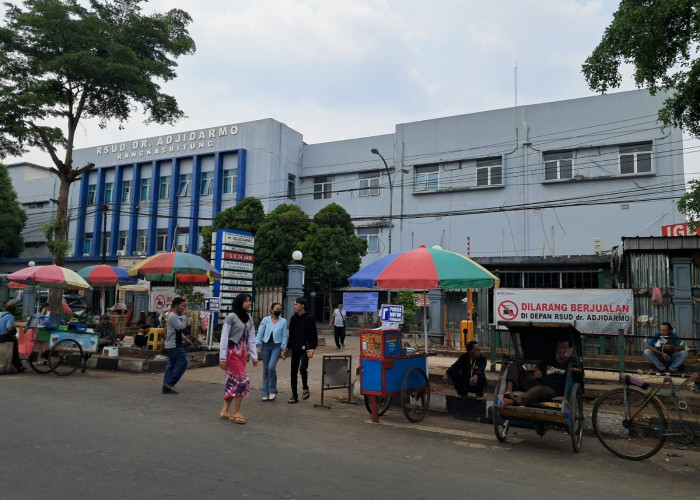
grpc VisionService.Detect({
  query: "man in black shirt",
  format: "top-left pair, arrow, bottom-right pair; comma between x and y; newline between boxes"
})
284,297 -> 318,403
501,337 -> 576,407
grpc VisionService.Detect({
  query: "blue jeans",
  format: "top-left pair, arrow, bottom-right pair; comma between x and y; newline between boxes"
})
163,347 -> 188,392
261,341 -> 282,397
643,348 -> 687,371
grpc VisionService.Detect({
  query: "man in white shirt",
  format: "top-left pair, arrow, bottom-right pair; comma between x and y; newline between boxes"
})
330,302 -> 347,349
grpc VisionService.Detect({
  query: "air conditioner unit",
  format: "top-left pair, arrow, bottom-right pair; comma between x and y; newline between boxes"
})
116,249 -> 126,256
83,253 -> 91,257
593,238 -> 603,255
176,245 -> 188,253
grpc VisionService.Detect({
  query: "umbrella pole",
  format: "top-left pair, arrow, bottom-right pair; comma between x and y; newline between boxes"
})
423,290 -> 428,355
101,288 -> 106,316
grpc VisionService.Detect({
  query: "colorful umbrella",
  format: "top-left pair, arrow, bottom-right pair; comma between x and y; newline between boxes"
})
128,252 -> 221,281
8,265 -> 90,290
349,245 -> 500,290
349,245 -> 499,353
77,264 -> 137,287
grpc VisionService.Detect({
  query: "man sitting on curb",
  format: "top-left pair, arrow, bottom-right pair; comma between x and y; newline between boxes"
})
501,336 -> 576,407
643,322 -> 687,374
443,340 -> 487,400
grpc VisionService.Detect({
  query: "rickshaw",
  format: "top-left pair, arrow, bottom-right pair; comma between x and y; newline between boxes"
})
491,321 -> 585,452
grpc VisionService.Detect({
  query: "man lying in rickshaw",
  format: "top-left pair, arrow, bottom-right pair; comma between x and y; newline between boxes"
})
501,336 -> 576,407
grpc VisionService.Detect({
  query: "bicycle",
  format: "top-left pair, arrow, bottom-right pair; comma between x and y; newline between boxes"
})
591,374 -> 698,460
19,321 -> 89,376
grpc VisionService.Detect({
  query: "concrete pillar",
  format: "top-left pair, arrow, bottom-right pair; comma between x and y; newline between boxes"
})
671,257 -> 694,341
286,263 -> 305,318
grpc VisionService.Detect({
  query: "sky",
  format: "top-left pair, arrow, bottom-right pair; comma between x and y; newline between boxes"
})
4,0 -> 700,179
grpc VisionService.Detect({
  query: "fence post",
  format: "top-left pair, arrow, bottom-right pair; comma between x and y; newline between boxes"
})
617,328 -> 625,373
490,326 -> 498,373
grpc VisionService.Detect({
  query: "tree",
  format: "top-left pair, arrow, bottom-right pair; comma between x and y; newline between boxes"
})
200,197 -> 265,257
0,163 -> 27,257
254,204 -> 310,287
582,0 -> 700,136
0,0 -> 196,269
299,203 -> 367,316
677,179 -> 700,230
392,290 -> 419,334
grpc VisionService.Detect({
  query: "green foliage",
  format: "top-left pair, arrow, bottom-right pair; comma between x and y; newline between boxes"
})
299,203 -> 367,311
582,0 -> 700,136
254,204 -> 310,286
677,178 -> 700,231
0,163 -> 26,257
392,290 -> 419,333
0,0 -> 195,264
39,216 -> 71,261
174,284 -> 204,307
200,197 -> 265,257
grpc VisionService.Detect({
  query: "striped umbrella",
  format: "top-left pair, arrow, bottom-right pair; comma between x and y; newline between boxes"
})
128,252 -> 221,281
77,264 -> 137,287
8,265 -> 90,290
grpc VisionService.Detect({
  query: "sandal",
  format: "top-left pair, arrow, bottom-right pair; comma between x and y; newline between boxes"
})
288,396 -> 298,404
231,413 -> 246,424
219,412 -> 234,420
302,389 -> 310,400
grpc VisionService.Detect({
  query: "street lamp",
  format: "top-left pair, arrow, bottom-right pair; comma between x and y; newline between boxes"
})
370,148 -> 393,255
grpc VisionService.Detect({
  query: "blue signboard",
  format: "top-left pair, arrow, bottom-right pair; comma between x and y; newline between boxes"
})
380,304 -> 404,323
343,292 -> 378,312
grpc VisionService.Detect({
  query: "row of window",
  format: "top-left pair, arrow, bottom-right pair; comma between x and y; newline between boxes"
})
307,142 -> 653,198
82,230 -> 194,256
86,169 -> 237,205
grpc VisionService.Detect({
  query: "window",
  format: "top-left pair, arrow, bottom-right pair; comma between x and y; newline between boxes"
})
156,229 -> 168,252
288,174 -> 296,199
105,182 -> 113,204
200,172 -> 214,196
358,227 -> 379,253
620,142 -> 652,175
87,185 -> 96,206
137,230 -> 147,254
223,169 -> 237,194
359,171 -> 380,197
83,234 -> 92,255
178,174 -> 191,197
175,231 -> 188,253
543,151 -> 573,180
140,179 -> 151,202
118,231 -> 128,251
414,165 -> 439,192
159,176 -> 171,200
314,176 -> 332,199
476,158 -> 502,186
121,180 -> 131,203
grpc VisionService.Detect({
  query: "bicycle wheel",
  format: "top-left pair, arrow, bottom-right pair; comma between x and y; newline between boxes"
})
492,364 -> 509,442
568,383 -> 584,453
401,367 -> 430,423
592,387 -> 666,460
28,349 -> 52,374
363,395 -> 392,416
48,339 -> 83,376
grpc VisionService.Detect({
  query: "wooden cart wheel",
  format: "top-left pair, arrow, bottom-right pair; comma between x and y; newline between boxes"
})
401,367 -> 430,423
28,348 -> 52,374
569,383 -> 584,452
363,395 -> 392,416
48,339 -> 83,376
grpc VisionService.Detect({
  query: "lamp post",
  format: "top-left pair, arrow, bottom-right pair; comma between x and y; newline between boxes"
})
372,148 -> 393,303
370,148 -> 393,256
286,250 -> 305,319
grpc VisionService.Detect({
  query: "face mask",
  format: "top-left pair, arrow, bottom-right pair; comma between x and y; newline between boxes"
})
273,310 -> 282,317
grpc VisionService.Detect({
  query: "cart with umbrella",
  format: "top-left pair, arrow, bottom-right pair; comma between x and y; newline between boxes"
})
8,265 -> 95,376
349,245 -> 499,423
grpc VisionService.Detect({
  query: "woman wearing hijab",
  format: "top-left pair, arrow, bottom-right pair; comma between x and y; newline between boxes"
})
255,302 -> 287,401
219,293 -> 258,424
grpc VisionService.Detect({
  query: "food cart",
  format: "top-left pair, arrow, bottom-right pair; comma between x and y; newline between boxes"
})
359,328 -> 434,423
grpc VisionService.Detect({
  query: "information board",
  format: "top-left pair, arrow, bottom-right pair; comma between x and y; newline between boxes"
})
343,292 -> 378,312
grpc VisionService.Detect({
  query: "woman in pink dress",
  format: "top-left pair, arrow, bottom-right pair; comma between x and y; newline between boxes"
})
218,293 -> 258,424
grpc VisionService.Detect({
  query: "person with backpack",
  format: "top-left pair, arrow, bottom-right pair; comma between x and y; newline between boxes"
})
0,302 -> 24,373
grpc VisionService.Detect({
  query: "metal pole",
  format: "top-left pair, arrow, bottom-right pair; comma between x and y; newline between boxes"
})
101,203 -> 108,264
371,148 -> 393,303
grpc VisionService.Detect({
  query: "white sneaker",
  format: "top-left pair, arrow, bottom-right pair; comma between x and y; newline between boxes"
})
262,396 -> 269,401
269,393 -> 277,401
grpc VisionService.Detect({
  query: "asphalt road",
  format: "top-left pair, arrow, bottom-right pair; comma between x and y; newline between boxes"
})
2,339 -> 698,500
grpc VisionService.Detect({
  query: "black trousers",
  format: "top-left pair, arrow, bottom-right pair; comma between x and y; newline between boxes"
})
290,349 -> 309,399
333,325 -> 346,348
0,333 -> 22,369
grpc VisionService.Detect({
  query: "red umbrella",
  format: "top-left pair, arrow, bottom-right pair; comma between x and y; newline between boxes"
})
128,252 -> 221,281
77,264 -> 136,287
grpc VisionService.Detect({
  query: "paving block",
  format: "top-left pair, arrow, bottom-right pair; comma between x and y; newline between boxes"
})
117,358 -> 146,372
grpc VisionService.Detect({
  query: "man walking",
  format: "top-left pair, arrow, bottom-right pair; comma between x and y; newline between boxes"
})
285,297 -> 317,403
162,298 -> 190,394
330,302 -> 347,349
